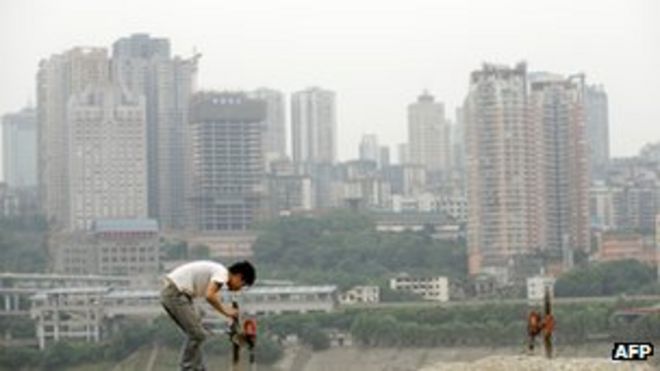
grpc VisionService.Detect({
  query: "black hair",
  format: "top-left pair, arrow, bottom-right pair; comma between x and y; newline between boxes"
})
229,260 -> 256,286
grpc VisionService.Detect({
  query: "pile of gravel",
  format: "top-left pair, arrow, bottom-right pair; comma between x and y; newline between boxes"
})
419,355 -> 654,371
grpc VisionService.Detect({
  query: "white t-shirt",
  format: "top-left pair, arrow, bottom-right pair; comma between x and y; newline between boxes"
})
166,260 -> 229,298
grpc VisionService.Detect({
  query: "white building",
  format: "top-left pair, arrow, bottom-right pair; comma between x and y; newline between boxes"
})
359,134 -> 380,165
2,107 -> 37,189
30,285 -> 337,348
112,33 -> 198,230
240,285 -> 337,315
389,274 -> 449,302
291,87 -> 336,168
339,286 -> 380,305
408,92 -> 450,174
37,47 -> 111,229
251,88 -> 287,166
590,182 -> 617,230
526,276 -> 555,303
67,83 -> 148,230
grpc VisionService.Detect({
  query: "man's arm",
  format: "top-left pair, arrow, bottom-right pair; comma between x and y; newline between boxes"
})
205,281 -> 238,319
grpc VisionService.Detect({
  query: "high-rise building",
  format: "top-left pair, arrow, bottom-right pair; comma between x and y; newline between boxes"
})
452,107 -> 466,172
407,91 -> 451,174
359,134 -> 380,164
250,88 -> 286,166
530,74 -> 590,260
67,83 -> 148,230
465,63 -> 543,279
37,47 -> 111,229
112,34 -> 198,230
291,87 -> 336,170
466,63 -> 591,280
379,146 -> 391,168
585,85 -> 609,181
188,92 -> 267,231
2,107 -> 37,189
398,143 -> 410,165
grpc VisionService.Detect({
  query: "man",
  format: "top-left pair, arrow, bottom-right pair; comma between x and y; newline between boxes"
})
161,260 -> 256,371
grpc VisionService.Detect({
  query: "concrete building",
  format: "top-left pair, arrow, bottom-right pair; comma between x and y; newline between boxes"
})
389,274 -> 449,302
184,231 -> 258,259
408,91 -> 451,175
379,146 -> 391,168
339,286 -> 380,305
113,34 -> 198,230
640,142 -> 660,163
250,88 -> 287,166
51,219 -> 160,277
0,273 -> 132,343
2,107 -> 37,189
590,183 -> 618,230
530,75 -> 590,260
31,288 -> 106,349
437,194 -> 468,223
465,65 -> 590,279
37,47 -> 111,229
0,273 -> 132,317
526,276 -> 555,303
336,160 -> 391,210
267,174 -> 314,217
383,164 -> 427,196
371,211 -> 457,239
93,219 -> 159,275
585,85 -> 609,180
452,107 -> 466,173
67,83 -> 148,230
0,183 -> 39,217
398,143 -> 410,165
188,92 -> 267,231
359,134 -> 380,164
30,285 -> 337,348
614,185 -> 660,232
465,62 -> 543,277
240,285 -> 337,315
291,87 -> 336,169
598,232 -> 656,266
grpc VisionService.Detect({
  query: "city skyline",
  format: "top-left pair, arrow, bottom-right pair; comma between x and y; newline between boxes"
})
1,0 -> 659,178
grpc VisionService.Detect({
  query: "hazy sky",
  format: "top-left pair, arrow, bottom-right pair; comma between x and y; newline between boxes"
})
1,0 -> 659,166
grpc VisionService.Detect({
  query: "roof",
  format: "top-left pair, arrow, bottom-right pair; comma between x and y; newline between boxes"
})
93,219 -> 159,233
246,285 -> 337,295
30,287 -> 109,300
0,272 -> 131,282
29,285 -> 337,301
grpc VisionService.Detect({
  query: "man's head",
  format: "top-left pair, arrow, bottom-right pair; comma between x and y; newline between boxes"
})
227,260 -> 256,291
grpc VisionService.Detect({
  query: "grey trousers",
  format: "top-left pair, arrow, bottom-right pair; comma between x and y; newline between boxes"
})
161,283 -> 207,371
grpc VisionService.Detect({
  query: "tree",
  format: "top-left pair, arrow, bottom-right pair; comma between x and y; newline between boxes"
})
555,259 -> 655,297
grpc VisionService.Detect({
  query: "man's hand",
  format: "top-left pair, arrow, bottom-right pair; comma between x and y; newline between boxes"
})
224,305 -> 239,320
205,281 -> 239,319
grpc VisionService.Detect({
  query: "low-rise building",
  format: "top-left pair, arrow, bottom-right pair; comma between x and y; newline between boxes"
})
0,273 -> 132,318
598,232 -> 657,266
51,219 -> 160,277
240,285 -> 337,315
30,284 -> 337,348
526,276 -> 555,303
389,274 -> 449,302
370,211 -> 457,237
339,285 -> 380,305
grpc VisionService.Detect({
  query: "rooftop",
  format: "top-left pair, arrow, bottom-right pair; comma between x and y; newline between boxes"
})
93,219 -> 159,233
